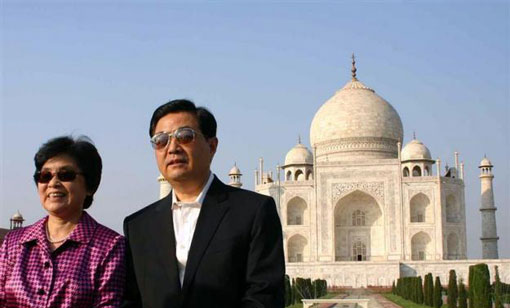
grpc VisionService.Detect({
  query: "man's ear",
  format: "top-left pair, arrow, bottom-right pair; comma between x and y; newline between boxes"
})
208,137 -> 218,156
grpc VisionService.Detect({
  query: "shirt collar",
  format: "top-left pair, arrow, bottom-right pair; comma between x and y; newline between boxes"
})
20,211 -> 97,245
172,172 -> 214,209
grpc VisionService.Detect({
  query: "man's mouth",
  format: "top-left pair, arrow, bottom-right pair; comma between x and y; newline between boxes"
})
168,158 -> 187,166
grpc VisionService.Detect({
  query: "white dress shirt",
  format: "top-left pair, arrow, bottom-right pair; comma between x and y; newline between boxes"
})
171,172 -> 214,286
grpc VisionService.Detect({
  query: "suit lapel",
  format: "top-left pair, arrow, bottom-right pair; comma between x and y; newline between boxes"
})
151,194 -> 182,293
181,177 -> 229,295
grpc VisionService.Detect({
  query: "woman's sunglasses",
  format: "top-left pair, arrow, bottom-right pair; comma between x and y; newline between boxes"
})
150,127 -> 199,150
34,170 -> 82,184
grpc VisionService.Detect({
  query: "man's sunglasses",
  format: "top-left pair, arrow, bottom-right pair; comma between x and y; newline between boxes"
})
34,170 -> 83,184
150,127 -> 199,150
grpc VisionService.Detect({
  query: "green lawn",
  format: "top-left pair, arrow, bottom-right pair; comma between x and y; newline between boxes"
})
383,293 -> 448,308
502,294 -> 510,304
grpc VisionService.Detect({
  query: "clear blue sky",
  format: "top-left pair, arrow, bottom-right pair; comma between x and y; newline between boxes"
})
1,1 -> 508,259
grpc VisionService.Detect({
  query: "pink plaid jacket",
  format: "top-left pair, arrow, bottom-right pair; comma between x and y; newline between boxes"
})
0,211 -> 125,308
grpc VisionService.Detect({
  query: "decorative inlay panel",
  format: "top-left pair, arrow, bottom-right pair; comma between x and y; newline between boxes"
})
332,181 -> 385,204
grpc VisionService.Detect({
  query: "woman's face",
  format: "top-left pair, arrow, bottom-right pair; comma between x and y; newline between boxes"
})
37,154 -> 89,219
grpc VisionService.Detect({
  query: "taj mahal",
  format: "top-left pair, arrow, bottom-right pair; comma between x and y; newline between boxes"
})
158,56 -> 509,287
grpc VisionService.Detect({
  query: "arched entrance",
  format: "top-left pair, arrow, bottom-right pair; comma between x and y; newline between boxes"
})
334,190 -> 383,261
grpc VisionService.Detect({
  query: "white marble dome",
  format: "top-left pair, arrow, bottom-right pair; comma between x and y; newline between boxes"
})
11,210 -> 23,220
401,139 -> 432,161
479,157 -> 492,167
310,79 -> 403,146
285,142 -> 313,165
309,74 -> 403,160
229,164 -> 242,175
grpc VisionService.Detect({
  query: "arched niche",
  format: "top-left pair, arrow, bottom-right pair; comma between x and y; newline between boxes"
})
286,170 -> 292,181
410,193 -> 432,223
287,234 -> 308,263
294,169 -> 304,181
287,196 -> 307,225
424,166 -> 430,176
411,231 -> 432,260
403,167 -> 410,177
412,166 -> 422,177
334,190 -> 383,261
446,195 -> 459,223
447,232 -> 459,260
306,170 -> 313,180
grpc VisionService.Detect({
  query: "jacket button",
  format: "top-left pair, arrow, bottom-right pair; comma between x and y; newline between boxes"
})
37,289 -> 45,295
44,262 -> 50,268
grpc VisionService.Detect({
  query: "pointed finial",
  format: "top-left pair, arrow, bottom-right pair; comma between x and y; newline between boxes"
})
298,134 -> 301,144
351,53 -> 358,81
413,131 -> 416,140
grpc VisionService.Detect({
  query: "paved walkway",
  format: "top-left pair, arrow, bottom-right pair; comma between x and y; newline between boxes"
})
303,288 -> 402,308
368,293 -> 402,308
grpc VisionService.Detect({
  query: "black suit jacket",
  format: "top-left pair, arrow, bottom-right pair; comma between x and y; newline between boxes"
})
122,176 -> 285,308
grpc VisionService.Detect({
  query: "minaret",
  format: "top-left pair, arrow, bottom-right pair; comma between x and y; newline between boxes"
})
10,210 -> 24,229
158,174 -> 171,199
228,163 -> 243,188
479,156 -> 499,259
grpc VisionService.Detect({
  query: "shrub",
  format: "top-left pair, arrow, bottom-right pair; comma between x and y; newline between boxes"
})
434,276 -> 443,308
468,263 -> 492,308
416,276 -> 424,304
458,279 -> 467,308
284,275 -> 292,306
424,273 -> 434,306
494,266 -> 504,308
448,269 -> 458,308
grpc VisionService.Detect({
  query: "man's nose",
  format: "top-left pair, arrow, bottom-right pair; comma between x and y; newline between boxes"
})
167,136 -> 181,153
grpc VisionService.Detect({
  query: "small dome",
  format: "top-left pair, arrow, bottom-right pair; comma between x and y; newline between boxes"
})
11,210 -> 23,220
229,164 -> 242,175
479,157 -> 492,167
284,142 -> 313,166
401,139 -> 432,161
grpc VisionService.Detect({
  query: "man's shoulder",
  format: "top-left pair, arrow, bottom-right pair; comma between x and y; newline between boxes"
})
124,196 -> 169,226
219,183 -> 276,211
226,185 -> 272,202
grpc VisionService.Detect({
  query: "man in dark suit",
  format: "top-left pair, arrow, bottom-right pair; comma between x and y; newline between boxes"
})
122,99 -> 285,308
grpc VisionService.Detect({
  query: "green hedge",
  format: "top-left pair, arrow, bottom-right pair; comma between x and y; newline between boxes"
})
285,276 -> 328,307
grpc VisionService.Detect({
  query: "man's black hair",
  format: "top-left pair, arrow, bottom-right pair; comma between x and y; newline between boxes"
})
149,99 -> 217,138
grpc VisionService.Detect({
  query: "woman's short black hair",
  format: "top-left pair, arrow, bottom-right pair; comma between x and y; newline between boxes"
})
34,136 -> 102,209
149,99 -> 217,138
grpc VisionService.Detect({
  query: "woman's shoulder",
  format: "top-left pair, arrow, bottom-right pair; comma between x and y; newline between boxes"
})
3,217 -> 47,247
84,213 -> 124,246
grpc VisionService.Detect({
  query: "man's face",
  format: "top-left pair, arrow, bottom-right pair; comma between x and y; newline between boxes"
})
153,112 -> 217,187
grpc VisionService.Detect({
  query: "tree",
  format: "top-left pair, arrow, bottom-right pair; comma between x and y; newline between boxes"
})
469,263 -> 492,308
424,273 -> 434,306
284,275 -> 292,306
416,276 -> 424,304
458,279 -> 468,308
434,276 -> 443,308
448,269 -> 458,308
494,266 -> 504,308
291,278 -> 297,304
392,281 -> 396,294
